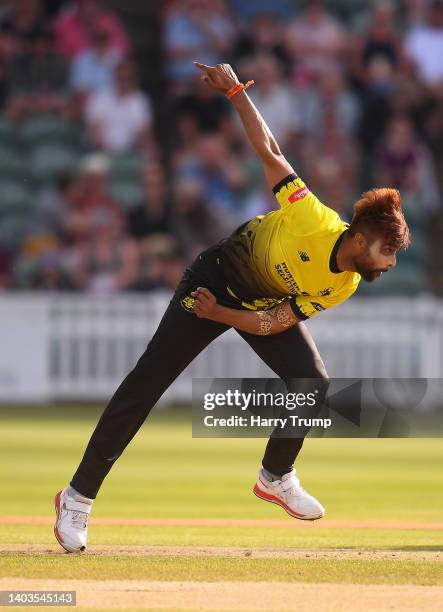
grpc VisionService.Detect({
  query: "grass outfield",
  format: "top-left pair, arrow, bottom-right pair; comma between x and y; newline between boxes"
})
0,405 -> 442,610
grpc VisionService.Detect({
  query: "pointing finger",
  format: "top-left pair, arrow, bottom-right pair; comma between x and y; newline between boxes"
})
194,62 -> 214,72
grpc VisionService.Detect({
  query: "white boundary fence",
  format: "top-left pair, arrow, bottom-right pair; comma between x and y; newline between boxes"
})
0,292 -> 442,402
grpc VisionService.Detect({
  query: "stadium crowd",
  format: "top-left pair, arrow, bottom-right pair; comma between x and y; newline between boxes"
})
0,0 -> 441,295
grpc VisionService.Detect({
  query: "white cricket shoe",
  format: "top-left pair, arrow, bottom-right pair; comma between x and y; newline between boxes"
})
54,487 -> 93,553
253,467 -> 325,520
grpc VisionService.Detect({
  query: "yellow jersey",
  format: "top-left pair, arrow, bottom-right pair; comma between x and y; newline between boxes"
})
220,173 -> 361,319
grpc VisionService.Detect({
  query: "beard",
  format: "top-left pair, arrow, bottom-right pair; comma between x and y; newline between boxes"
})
353,256 -> 388,282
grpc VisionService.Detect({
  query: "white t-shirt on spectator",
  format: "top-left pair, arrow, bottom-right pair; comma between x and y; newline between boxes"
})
405,26 -> 443,84
248,85 -> 300,144
86,88 -> 152,152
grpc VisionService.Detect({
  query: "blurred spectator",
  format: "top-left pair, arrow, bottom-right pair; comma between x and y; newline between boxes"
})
233,13 -> 291,74
404,0 -> 443,87
0,242 -> 11,288
53,0 -> 129,58
84,60 -> 155,154
229,0 -> 295,21
63,153 -> 121,244
0,0 -> 45,44
402,0 -> 429,29
5,25 -> 68,118
13,245 -> 78,290
174,73 -> 233,143
350,0 -> 403,90
297,69 -> 359,142
72,207 -> 138,293
172,177 -> 228,259
164,0 -> 235,93
356,57 -> 400,155
175,131 -> 248,226
127,162 -> 171,239
70,18 -> 122,96
25,172 -> 80,242
284,0 -> 347,86
134,233 -> 186,291
246,54 -> 301,153
295,69 -> 360,215
374,114 -> 440,214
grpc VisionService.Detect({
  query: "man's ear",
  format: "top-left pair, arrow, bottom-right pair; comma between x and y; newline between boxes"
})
352,232 -> 368,252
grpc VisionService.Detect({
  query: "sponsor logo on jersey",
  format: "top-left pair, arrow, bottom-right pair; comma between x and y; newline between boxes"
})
311,301 -> 326,312
318,287 -> 334,297
181,295 -> 196,312
275,262 -> 300,294
288,186 -> 309,203
298,250 -> 310,262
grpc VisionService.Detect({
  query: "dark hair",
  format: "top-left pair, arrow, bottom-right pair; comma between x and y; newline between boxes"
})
348,188 -> 410,251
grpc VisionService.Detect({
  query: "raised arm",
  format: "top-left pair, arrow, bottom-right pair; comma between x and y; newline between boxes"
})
194,62 -> 294,189
191,288 -> 300,335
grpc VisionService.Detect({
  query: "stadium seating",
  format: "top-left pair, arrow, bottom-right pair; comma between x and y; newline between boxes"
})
28,144 -> 78,185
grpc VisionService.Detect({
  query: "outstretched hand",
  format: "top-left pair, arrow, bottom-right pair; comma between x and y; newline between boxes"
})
194,62 -> 240,93
191,287 -> 218,319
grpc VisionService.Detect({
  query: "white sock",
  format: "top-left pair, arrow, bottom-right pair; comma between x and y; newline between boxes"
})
262,467 -> 282,482
67,485 -> 94,503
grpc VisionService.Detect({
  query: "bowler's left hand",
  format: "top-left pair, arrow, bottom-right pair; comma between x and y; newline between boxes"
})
191,287 -> 217,319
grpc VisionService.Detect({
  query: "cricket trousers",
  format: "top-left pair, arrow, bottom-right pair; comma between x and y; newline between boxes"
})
70,245 -> 329,499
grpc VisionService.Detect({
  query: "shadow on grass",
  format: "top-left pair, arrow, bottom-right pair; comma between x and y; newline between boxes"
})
0,405 -> 191,423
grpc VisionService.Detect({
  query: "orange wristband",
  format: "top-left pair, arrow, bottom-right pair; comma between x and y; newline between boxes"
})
226,80 -> 254,99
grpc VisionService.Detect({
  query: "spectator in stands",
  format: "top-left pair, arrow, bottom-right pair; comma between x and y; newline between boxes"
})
25,172 -> 80,242
229,0 -> 295,21
174,131 -> 248,227
134,234 -> 186,291
0,242 -> 11,288
63,153 -> 121,244
284,0 -> 347,86
70,18 -> 122,97
247,53 -> 301,155
298,69 -> 360,142
307,125 -> 359,218
356,56 -> 399,155
374,114 -> 441,215
127,162 -> 171,239
5,25 -> 68,119
172,177 -> 229,259
349,0 -> 403,91
53,0 -> 129,59
404,0 -> 443,88
233,12 -> 291,75
164,0 -> 235,93
0,0 -> 45,45
72,207 -> 138,293
84,59 -> 155,154
174,72 -> 234,145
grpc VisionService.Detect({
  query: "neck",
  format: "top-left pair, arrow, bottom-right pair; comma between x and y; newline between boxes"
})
337,233 -> 358,273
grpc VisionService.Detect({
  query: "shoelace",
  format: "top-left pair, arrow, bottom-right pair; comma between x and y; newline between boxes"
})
70,510 -> 89,530
281,477 -> 305,497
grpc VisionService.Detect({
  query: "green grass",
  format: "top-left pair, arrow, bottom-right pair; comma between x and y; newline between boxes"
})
1,555 -> 442,585
1,524 -> 441,550
0,405 -> 442,588
0,405 -> 442,522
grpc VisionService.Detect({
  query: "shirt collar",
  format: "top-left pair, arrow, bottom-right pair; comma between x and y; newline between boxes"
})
329,229 -> 348,273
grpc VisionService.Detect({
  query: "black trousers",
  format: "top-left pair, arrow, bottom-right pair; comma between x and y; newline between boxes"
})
70,245 -> 328,499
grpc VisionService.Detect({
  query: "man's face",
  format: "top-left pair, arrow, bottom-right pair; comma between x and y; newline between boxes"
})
353,237 -> 397,282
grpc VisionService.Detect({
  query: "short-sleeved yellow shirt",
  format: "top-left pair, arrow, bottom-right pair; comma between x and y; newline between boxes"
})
220,173 -> 361,319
